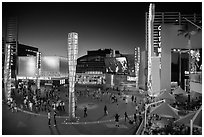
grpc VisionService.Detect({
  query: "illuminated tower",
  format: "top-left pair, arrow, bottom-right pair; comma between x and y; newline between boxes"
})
4,43 -> 12,100
135,47 -> 140,91
147,3 -> 155,95
36,52 -> 41,91
68,32 -> 78,119
3,17 -> 18,100
6,17 -> 18,80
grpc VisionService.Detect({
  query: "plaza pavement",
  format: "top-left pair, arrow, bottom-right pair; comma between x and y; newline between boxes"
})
2,86 -> 144,135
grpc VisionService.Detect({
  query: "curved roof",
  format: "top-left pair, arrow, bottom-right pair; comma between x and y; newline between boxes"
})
77,55 -> 105,62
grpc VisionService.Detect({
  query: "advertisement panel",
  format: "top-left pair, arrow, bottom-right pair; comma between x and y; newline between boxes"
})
18,57 -> 37,77
41,56 -> 60,77
105,57 -> 128,74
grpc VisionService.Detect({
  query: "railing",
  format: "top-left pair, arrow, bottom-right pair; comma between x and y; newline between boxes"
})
136,120 -> 144,135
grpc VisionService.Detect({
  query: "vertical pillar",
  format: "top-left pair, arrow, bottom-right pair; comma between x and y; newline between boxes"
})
110,50 -> 115,88
4,43 -> 12,100
135,47 -> 140,91
36,52 -> 41,91
147,3 -> 155,95
68,32 -> 78,119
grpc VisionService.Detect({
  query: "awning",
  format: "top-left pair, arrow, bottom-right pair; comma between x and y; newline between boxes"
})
172,86 -> 187,95
150,102 -> 179,119
175,106 -> 202,128
157,91 -> 176,101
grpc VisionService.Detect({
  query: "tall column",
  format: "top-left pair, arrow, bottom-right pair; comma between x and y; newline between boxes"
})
4,43 -> 12,100
36,52 -> 41,91
135,47 -> 140,91
68,32 -> 78,119
147,3 -> 155,95
110,50 -> 115,88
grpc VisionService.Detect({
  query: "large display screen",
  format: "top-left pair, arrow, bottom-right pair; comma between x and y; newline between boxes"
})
18,57 -> 37,77
18,56 -> 68,78
105,57 -> 128,74
41,56 -> 60,77
59,57 -> 69,77
123,54 -> 135,75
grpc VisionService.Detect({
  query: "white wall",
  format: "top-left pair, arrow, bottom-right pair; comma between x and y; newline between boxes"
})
151,57 -> 161,95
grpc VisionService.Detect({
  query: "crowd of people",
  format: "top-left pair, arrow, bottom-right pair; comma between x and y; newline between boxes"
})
7,83 -> 66,116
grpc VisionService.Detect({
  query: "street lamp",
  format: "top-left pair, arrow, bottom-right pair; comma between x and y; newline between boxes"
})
144,99 -> 166,129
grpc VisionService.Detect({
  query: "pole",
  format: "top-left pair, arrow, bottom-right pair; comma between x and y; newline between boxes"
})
179,50 -> 182,87
143,99 -> 165,130
183,17 -> 202,30
190,119 -> 193,135
190,105 -> 202,135
144,105 -> 147,129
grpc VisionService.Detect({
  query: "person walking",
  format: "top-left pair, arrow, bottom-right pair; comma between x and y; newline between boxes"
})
104,105 -> 108,116
29,101 -> 33,111
54,111 -> 57,127
124,112 -> 129,122
125,97 -> 128,104
48,111 -> 51,126
134,96 -> 137,104
131,95 -> 134,102
134,113 -> 137,124
62,101 -> 65,111
84,106 -> 87,118
115,113 -> 120,127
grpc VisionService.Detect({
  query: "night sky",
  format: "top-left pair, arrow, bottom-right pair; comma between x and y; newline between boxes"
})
2,2 -> 201,58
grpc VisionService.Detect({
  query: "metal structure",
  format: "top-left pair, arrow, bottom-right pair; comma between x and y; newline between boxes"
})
144,99 -> 165,130
68,32 -> 78,119
134,47 -> 140,90
4,43 -> 12,100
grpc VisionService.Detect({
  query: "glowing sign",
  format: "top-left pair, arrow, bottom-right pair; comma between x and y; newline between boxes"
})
127,76 -> 136,81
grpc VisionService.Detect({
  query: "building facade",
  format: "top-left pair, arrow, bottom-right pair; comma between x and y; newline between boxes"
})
18,43 -> 38,56
145,11 -> 202,94
76,49 -> 120,85
76,48 -> 141,91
